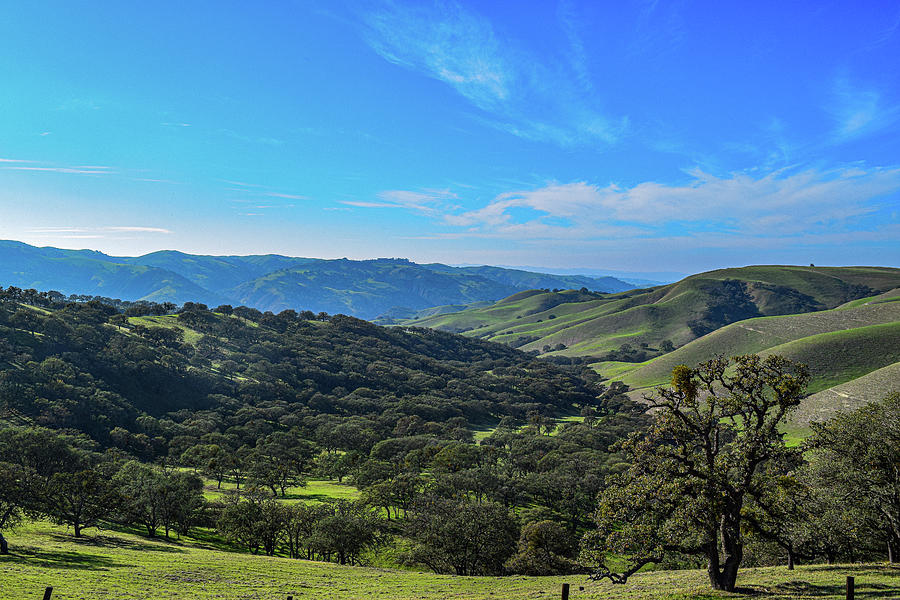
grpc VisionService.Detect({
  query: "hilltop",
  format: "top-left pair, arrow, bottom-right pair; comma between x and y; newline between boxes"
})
0,241 -> 633,320
406,265 -> 900,356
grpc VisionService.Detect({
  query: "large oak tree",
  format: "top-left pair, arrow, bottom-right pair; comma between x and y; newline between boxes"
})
585,354 -> 809,592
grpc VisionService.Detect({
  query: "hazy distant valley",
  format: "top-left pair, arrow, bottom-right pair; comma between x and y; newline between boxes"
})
0,240 -> 638,320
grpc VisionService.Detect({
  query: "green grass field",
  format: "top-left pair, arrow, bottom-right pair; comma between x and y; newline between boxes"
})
127,314 -> 204,345
1,521 -> 897,600
200,477 -> 360,504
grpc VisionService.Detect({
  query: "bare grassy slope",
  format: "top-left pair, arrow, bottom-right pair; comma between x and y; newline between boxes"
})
794,361 -> 900,426
620,301 -> 900,389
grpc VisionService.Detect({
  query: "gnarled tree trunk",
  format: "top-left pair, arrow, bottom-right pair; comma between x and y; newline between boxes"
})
707,507 -> 743,592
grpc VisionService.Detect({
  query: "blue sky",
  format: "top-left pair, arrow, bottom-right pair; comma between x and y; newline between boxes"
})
1,1 -> 899,273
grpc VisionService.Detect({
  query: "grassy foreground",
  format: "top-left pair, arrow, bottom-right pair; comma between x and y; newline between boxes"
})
2,521 -> 898,599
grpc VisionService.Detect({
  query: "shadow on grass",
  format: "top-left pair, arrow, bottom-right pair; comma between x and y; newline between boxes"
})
740,577 -> 900,599
3,546 -> 125,571
93,522 -> 246,555
50,532 -> 186,553
802,563 -> 900,573
281,492 -> 337,502
180,528 -> 247,554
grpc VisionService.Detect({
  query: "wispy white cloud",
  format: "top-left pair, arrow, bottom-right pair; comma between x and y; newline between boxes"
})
360,1 -> 625,146
133,177 -> 181,184
2,165 -> 114,175
27,227 -> 91,234
341,188 -> 458,215
557,0 -> 591,92
0,158 -> 115,176
221,179 -> 264,188
441,165 -> 900,241
266,192 -> 309,201
27,226 -> 172,235
104,227 -> 172,234
364,2 -> 509,111
828,77 -> 900,141
220,179 -> 309,208
341,201 -> 399,209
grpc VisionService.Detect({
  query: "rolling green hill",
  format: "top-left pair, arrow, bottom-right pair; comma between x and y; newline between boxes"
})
618,300 -> 900,389
793,361 -> 900,426
611,298 -> 900,431
406,265 -> 900,359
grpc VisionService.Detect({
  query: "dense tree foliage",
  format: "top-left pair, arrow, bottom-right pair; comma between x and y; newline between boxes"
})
807,393 -> 900,563
404,496 -> 520,575
0,286 -> 598,451
505,520 -> 581,575
586,355 -> 809,592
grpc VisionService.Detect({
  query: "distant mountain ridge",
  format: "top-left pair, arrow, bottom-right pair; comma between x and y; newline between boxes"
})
0,240 -> 634,319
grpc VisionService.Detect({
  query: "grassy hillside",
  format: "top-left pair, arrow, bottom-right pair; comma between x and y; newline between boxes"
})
620,300 -> 900,389
2,520 -> 896,600
407,266 -> 900,360
760,321 -> 900,393
794,361 -> 900,427
614,300 -> 900,435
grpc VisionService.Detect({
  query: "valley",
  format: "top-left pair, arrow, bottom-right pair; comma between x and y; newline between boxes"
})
1,262 -> 898,598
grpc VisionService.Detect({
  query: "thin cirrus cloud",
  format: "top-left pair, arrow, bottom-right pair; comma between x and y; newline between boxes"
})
360,1 -> 625,146
27,226 -> 172,238
265,192 -> 309,201
0,157 -> 115,175
436,165 -> 900,241
341,189 -> 458,216
828,77 -> 900,142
